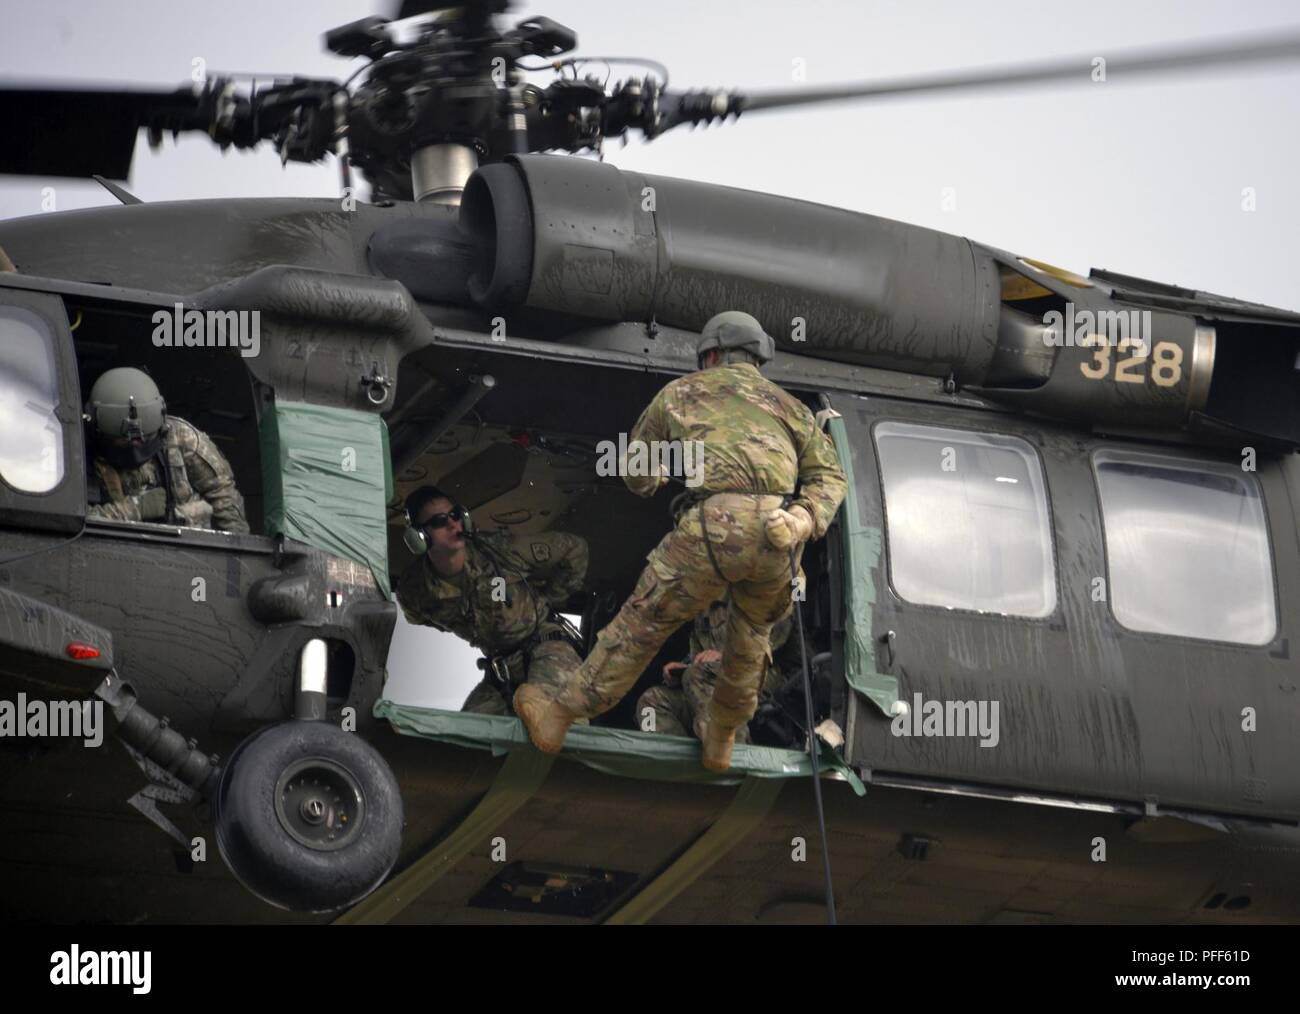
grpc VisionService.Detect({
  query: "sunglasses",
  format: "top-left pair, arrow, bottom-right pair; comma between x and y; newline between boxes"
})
419,505 -> 467,531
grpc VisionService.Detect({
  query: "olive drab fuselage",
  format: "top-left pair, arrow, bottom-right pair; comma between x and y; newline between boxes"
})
1,152 -> 1299,923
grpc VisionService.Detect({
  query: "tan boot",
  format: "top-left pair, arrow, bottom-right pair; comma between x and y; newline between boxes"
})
514,684 -> 583,754
697,718 -> 737,772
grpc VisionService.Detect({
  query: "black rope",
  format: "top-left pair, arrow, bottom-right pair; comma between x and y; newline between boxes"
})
790,548 -> 836,925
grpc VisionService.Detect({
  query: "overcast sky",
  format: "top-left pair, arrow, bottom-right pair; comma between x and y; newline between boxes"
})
4,0 -> 1298,707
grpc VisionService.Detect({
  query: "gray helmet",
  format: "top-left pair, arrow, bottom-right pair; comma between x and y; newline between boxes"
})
696,311 -> 775,368
87,367 -> 167,441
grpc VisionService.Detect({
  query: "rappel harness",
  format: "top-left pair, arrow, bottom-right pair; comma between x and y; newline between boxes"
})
466,532 -> 583,691
670,487 -> 794,582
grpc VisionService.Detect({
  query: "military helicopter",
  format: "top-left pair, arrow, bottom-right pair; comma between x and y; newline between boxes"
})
2,0 -> 1300,925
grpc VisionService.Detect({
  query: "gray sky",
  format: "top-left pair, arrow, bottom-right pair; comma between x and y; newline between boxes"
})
4,0 -> 1299,706
3,0 -> 1298,309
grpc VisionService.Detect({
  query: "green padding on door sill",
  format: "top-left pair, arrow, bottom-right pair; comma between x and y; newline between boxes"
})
603,775 -> 785,925
826,414 -> 899,718
334,747 -> 555,925
260,400 -> 393,597
374,700 -> 864,795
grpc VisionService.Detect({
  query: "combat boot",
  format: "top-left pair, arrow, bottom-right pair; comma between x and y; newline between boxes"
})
697,718 -> 737,772
515,684 -> 584,754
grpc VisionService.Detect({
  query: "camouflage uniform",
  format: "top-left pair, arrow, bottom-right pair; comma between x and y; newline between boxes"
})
88,417 -> 249,534
637,601 -> 794,744
560,361 -> 846,731
397,530 -> 588,714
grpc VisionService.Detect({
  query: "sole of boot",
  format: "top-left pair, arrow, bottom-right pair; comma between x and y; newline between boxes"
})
514,687 -> 569,754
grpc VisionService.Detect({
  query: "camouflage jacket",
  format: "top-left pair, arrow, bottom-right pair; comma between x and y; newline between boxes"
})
688,600 -> 795,697
625,362 -> 848,538
397,530 -> 588,656
88,417 -> 250,534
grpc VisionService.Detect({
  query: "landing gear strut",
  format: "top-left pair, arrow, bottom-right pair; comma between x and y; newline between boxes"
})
99,637 -> 404,913
213,637 -> 403,912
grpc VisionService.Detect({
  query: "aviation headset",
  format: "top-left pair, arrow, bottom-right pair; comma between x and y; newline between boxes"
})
403,485 -> 474,555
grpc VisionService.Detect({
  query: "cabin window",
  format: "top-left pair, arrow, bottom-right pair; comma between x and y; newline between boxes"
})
873,420 -> 1057,617
1093,449 -> 1276,645
0,305 -> 64,494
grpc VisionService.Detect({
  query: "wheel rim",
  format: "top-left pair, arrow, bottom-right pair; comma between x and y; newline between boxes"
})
273,756 -> 366,852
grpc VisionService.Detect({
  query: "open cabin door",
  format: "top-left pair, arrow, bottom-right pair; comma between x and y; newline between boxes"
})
828,392 -> 1300,823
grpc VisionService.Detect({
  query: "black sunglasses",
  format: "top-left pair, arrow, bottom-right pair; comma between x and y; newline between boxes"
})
419,505 -> 467,531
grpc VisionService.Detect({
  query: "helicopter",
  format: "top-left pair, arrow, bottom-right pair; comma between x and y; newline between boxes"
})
2,0 -> 1300,925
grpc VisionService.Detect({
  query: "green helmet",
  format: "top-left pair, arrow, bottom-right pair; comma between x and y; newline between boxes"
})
696,311 -> 775,368
87,367 -> 167,441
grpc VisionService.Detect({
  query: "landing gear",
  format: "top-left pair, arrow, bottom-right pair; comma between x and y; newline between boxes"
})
215,720 -> 402,913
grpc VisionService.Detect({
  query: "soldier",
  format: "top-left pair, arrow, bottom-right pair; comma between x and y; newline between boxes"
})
86,367 -> 250,533
516,309 -> 847,771
397,484 -> 589,715
637,598 -> 795,745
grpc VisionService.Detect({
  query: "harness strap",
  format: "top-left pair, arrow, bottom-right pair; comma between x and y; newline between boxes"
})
699,502 -> 728,582
682,490 -> 795,582
480,622 -> 578,689
154,442 -> 178,524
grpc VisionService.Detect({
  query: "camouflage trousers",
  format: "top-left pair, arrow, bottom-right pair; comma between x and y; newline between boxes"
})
462,638 -> 582,716
637,663 -> 753,744
561,493 -> 803,731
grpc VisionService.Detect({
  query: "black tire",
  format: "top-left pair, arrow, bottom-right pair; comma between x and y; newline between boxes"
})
215,720 -> 402,913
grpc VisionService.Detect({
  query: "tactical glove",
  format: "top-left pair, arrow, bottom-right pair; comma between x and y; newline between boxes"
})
765,504 -> 813,550
174,498 -> 214,529
132,487 -> 168,521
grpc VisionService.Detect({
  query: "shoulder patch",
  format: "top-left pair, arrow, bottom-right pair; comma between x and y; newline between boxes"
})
531,541 -> 552,562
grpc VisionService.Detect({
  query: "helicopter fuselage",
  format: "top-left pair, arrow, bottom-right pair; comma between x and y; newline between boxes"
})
1,169 -> 1298,923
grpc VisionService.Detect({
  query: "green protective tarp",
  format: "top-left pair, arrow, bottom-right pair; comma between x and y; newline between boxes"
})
260,401 -> 394,597
373,699 -> 865,795
827,414 -> 899,717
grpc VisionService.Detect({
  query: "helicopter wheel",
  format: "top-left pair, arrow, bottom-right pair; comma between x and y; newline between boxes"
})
215,720 -> 402,913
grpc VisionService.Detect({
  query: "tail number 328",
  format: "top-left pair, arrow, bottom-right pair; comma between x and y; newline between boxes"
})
1079,336 -> 1184,387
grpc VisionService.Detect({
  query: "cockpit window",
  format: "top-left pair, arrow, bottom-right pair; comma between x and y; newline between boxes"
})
1093,449 -> 1276,645
0,305 -> 64,494
873,420 -> 1057,617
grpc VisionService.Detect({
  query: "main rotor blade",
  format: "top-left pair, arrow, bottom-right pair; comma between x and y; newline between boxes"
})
391,0 -> 508,22
736,29 -> 1300,114
0,85 -> 204,179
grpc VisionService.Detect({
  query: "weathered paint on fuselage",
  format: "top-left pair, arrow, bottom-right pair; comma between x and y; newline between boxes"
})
1,185 -> 1297,923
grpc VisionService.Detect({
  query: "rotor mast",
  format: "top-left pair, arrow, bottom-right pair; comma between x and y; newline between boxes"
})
411,143 -> 478,205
